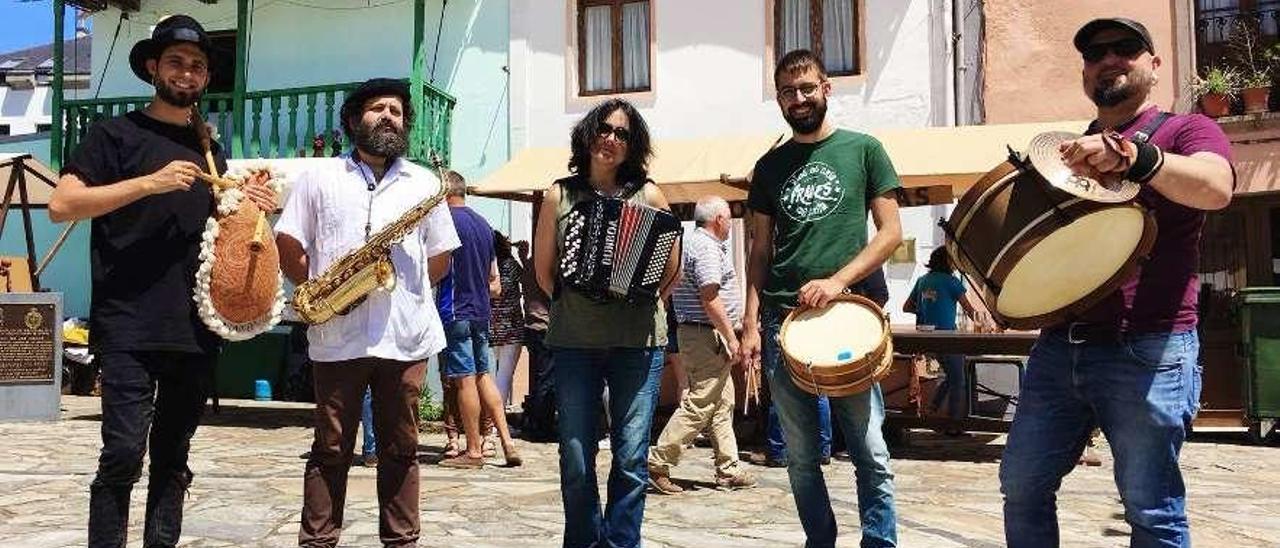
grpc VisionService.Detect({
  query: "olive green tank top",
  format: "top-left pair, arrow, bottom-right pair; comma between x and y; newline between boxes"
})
544,178 -> 669,349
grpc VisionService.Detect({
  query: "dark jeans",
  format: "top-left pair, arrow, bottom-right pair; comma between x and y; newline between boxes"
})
88,351 -> 215,548
521,327 -> 556,438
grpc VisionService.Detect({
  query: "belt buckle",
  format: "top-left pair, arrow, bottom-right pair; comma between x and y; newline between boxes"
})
1067,322 -> 1087,345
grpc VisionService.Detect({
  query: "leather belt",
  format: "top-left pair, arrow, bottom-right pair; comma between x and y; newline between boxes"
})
1051,322 -> 1124,345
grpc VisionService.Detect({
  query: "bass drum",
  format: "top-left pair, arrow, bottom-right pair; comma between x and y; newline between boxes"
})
944,159 -> 1157,330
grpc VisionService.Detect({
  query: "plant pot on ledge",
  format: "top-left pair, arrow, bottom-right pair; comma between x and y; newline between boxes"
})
1200,93 -> 1234,117
1241,86 -> 1272,114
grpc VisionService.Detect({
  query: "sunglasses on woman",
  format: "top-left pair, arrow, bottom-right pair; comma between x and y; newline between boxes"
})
596,122 -> 631,143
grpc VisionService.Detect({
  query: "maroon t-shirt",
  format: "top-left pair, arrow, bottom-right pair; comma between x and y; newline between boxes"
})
1077,106 -> 1234,333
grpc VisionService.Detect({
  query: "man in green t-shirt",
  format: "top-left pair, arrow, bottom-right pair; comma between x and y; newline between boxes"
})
740,49 -> 903,547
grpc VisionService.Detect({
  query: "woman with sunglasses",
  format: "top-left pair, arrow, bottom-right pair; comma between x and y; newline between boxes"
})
533,98 -> 680,548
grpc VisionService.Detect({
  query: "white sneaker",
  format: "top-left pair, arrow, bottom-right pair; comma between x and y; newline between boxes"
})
598,438 -> 611,450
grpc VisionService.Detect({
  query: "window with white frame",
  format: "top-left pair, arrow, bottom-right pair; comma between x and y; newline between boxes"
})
578,0 -> 651,95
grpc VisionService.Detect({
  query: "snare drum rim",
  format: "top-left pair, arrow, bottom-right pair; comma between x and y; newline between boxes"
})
787,335 -> 896,397
986,202 -> 1158,330
779,294 -> 891,397
779,293 -> 890,369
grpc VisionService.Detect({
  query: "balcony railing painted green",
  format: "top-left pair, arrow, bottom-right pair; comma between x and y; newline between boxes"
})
58,80 -> 455,165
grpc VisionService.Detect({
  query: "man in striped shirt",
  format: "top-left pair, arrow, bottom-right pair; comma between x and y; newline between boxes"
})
648,196 -> 757,493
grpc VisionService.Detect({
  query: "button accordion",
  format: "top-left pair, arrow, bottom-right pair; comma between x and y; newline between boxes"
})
559,197 -> 682,303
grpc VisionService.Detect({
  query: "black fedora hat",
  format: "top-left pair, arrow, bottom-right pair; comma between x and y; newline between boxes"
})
339,78 -> 414,139
127,15 -> 216,83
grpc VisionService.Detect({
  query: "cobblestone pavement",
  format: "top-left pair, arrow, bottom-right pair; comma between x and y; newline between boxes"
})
0,397 -> 1277,547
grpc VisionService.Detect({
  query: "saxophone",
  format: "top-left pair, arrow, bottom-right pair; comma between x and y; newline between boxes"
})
291,156 -> 450,325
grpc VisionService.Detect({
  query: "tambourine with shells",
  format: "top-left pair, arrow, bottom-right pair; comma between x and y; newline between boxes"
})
189,109 -> 285,341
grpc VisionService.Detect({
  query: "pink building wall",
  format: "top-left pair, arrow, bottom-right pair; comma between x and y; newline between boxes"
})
983,0 -> 1182,124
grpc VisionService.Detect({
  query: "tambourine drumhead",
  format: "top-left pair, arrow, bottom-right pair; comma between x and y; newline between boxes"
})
781,298 -> 884,368
996,206 -> 1147,321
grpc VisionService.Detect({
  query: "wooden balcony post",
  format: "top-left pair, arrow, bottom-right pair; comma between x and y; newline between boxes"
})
232,0 -> 250,158
51,0 -> 66,170
410,0 -> 427,161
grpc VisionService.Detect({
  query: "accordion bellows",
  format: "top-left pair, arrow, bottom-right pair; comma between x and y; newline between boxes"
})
559,197 -> 681,303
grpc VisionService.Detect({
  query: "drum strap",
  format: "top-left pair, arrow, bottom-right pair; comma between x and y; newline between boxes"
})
1131,112 -> 1171,144
1086,111 -> 1172,143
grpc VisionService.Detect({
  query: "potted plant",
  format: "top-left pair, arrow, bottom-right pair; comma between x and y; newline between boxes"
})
1189,66 -> 1240,117
1240,69 -> 1272,113
1227,20 -> 1275,114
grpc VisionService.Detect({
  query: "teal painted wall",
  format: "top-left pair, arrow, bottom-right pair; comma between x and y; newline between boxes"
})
0,136 -> 90,317
0,214 -> 90,318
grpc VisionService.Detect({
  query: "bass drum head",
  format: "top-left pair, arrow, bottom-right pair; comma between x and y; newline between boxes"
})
997,206 -> 1148,322
783,299 -> 884,367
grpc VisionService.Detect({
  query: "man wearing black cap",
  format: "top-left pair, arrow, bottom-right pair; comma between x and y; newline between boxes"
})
276,78 -> 459,547
48,15 -> 277,548
998,17 -> 1235,547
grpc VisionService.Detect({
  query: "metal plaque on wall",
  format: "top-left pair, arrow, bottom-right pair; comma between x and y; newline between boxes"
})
0,293 -> 62,422
0,301 -> 57,384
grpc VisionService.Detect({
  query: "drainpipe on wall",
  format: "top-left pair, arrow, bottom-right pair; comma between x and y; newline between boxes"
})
952,0 -> 965,127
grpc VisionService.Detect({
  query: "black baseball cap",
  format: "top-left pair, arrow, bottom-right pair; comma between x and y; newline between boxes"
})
127,15 -> 217,83
1073,18 -> 1155,55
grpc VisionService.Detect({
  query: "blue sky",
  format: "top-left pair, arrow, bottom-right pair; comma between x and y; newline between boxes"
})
0,2 -> 82,54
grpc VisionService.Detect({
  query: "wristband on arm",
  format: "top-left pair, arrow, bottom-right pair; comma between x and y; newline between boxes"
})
1125,140 -> 1164,184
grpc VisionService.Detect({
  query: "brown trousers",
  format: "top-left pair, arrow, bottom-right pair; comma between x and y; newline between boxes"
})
299,357 -> 426,548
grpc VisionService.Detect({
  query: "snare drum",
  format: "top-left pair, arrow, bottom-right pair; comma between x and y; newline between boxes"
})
943,155 -> 1157,330
779,294 -> 894,397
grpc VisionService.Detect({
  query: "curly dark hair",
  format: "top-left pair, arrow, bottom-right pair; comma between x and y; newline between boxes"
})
565,98 -> 652,195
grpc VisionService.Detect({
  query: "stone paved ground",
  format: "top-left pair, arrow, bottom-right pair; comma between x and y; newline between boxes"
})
1,397 -> 1277,547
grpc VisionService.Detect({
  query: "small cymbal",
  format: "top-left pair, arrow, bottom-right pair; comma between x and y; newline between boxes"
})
1027,131 -> 1140,203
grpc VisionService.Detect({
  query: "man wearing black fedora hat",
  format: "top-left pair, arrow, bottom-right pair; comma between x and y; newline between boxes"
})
998,17 -> 1235,547
276,77 -> 459,548
49,14 -> 278,548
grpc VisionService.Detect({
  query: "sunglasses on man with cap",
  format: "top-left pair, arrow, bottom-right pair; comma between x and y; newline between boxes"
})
1080,37 -> 1150,63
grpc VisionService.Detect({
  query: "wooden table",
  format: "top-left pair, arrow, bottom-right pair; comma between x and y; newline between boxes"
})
890,325 -> 1040,356
881,326 -> 1039,436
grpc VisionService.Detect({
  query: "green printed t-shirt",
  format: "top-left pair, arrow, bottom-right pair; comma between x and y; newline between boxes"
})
747,129 -> 902,308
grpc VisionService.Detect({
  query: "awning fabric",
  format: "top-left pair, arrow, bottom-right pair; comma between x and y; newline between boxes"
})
472,120 -> 1092,205
0,153 -> 58,206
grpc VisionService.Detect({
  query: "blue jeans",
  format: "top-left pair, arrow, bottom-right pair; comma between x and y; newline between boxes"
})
361,387 -> 376,456
1000,330 -> 1201,548
552,346 -> 664,548
767,396 -> 832,461
441,319 -> 493,378
761,308 -> 897,547
930,354 -> 968,420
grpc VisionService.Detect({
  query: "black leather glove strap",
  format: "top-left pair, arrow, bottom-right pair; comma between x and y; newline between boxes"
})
1125,141 -> 1164,184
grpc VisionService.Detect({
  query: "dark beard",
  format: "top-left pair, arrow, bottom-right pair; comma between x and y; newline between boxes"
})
1091,69 -> 1154,108
783,100 -> 827,135
354,120 -> 408,159
154,78 -> 201,108
1091,82 -> 1133,107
